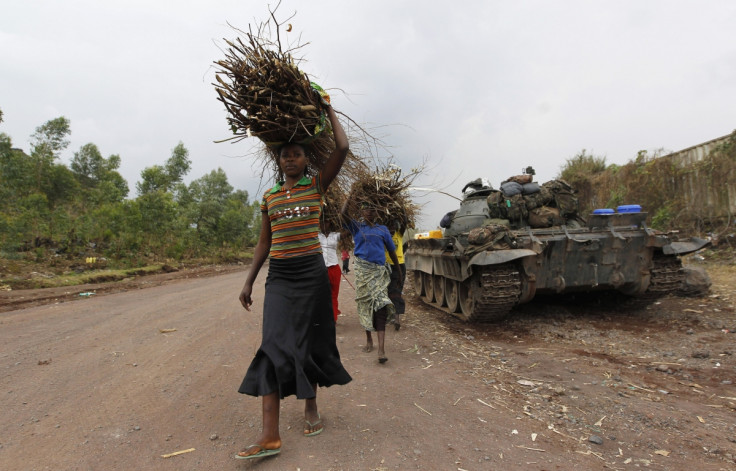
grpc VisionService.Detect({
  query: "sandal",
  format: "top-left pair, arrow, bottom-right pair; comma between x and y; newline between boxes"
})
234,444 -> 281,460
304,413 -> 324,437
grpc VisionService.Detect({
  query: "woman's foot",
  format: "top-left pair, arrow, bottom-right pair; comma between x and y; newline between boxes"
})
235,439 -> 282,459
304,412 -> 324,436
378,348 -> 388,363
363,331 -> 374,352
304,401 -> 323,436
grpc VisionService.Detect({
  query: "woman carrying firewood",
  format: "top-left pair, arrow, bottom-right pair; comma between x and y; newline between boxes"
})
235,102 -> 352,460
341,201 -> 402,363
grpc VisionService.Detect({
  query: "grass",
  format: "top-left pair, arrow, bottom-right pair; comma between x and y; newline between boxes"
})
0,247 -> 256,291
1,264 -> 170,290
0,247 -> 253,290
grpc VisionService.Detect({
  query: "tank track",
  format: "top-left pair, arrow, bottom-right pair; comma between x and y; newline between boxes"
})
418,264 -> 521,322
646,255 -> 685,296
624,254 -> 685,307
468,265 -> 522,322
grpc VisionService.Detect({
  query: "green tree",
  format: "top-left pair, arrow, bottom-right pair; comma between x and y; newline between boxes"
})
71,143 -> 107,186
28,117 -> 72,200
165,142 -> 191,184
1,118 -> 77,245
30,117 -> 71,157
1,134 -> 32,248
136,142 -> 191,195
219,192 -> 259,247
71,143 -> 129,205
93,175 -> 129,205
134,190 -> 181,255
45,162 -> 79,205
0,133 -> 34,200
137,166 -> 170,195
183,168 -> 234,244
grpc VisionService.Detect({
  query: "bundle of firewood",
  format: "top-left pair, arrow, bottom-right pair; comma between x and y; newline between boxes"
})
344,162 -> 420,231
318,184 -> 355,249
213,8 -> 366,184
320,184 -> 347,232
214,35 -> 328,149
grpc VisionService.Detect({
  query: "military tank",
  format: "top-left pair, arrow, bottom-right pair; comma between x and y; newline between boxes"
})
404,168 -> 710,322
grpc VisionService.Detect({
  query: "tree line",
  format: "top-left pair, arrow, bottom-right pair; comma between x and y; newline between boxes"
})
0,111 -> 261,265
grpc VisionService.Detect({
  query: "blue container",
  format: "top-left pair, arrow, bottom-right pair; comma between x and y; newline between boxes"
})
593,208 -> 615,214
617,204 -> 642,213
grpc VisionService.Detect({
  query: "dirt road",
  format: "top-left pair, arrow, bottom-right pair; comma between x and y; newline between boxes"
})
1,262 -> 734,470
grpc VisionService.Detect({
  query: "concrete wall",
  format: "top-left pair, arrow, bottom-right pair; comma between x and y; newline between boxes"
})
663,133 -> 736,221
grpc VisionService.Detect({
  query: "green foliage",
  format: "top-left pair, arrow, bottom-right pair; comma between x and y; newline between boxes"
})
136,165 -> 170,195
583,132 -> 736,234
70,143 -> 122,188
559,149 -> 608,181
71,143 -> 129,205
1,136 -> 34,205
30,117 -> 71,159
558,150 -> 608,213
45,163 -> 80,207
183,168 -> 233,243
2,115 -> 258,267
651,206 -> 673,230
166,142 -> 191,183
136,141 -> 191,195
605,185 -> 627,209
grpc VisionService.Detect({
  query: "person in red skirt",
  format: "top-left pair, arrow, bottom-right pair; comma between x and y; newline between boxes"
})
341,248 -> 350,273
319,220 -> 342,322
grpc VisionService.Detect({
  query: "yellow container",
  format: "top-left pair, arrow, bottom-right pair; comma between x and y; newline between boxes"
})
415,230 -> 443,239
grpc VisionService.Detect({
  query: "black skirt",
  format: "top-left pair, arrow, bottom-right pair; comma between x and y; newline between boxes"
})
238,254 -> 352,399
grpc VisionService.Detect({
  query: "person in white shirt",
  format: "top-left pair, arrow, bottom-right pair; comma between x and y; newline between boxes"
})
319,221 -> 342,322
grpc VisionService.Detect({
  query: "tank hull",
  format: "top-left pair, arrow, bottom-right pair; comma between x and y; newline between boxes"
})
406,215 -> 709,322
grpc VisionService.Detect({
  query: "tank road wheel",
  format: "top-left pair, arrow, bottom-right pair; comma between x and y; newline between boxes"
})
412,270 -> 424,296
422,272 -> 435,303
458,275 -> 478,322
433,274 -> 446,307
445,278 -> 461,313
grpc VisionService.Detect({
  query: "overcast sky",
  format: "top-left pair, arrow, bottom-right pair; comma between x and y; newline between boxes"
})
2,0 -> 735,228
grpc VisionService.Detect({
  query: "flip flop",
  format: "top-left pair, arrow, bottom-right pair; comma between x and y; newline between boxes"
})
234,444 -> 281,460
304,413 -> 323,437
